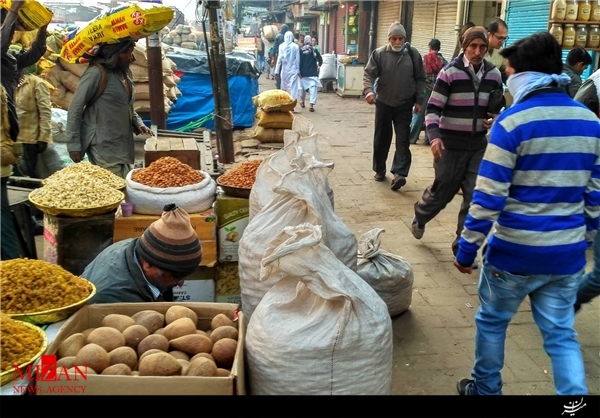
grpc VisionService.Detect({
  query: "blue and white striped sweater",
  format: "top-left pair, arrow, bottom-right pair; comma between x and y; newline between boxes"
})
456,91 -> 600,275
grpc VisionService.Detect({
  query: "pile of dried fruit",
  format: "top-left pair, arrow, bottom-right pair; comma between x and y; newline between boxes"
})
44,162 -> 126,190
53,307 -> 239,377
218,160 -> 262,189
131,157 -> 205,188
30,173 -> 123,209
1,314 -> 45,372
0,259 -> 94,314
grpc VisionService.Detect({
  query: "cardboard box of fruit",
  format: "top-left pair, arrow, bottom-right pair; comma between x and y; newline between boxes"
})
37,302 -> 245,395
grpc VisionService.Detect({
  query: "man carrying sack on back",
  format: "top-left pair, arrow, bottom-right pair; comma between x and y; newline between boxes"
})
66,39 -> 152,178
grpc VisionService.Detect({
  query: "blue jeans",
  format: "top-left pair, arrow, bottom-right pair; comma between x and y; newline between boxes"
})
576,233 -> 600,308
468,260 -> 588,395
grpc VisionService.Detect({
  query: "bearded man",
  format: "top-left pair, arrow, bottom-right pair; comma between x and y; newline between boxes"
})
66,39 -> 152,178
363,21 -> 426,191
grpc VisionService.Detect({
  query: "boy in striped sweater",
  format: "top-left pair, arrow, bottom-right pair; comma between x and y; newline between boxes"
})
454,32 -> 600,396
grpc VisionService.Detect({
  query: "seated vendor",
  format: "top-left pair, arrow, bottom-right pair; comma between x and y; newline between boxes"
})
82,203 -> 202,304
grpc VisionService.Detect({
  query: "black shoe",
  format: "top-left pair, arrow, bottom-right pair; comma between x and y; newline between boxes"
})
391,174 -> 406,190
374,172 -> 385,182
575,303 -> 582,313
457,377 -> 475,396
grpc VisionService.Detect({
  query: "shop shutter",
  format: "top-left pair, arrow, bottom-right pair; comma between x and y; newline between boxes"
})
376,0 -> 401,49
433,0 -> 458,60
336,5 -> 345,54
504,0 -> 551,47
410,0 -> 436,56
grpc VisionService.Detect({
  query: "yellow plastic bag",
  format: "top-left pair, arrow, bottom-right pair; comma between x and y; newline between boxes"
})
252,90 -> 297,112
60,2 -> 174,63
0,0 -> 53,31
256,110 -> 294,129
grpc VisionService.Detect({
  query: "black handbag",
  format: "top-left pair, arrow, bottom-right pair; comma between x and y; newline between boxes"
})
488,87 -> 506,114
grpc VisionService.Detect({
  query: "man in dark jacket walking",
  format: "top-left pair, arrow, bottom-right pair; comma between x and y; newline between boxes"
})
299,35 -> 323,112
411,27 -> 503,260
82,204 -> 202,304
363,21 -> 426,191
272,24 -> 289,89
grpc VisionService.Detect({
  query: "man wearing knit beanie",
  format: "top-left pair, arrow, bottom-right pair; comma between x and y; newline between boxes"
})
411,25 -> 503,268
363,21 -> 426,191
82,204 -> 202,304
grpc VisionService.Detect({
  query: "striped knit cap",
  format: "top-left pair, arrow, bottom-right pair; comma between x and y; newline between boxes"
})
135,204 -> 201,275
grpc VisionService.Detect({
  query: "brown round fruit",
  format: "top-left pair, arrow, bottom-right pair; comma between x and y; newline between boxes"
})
74,343 -> 110,373
87,327 -> 125,352
211,313 -> 236,330
102,314 -> 135,332
216,368 -> 230,377
211,338 -> 237,369
165,306 -> 198,326
190,352 -> 214,363
210,326 -> 239,344
57,333 -> 86,359
169,351 -> 190,361
137,334 -> 169,357
132,310 -> 165,334
101,364 -> 132,375
185,357 -> 217,377
109,346 -> 138,370
138,352 -> 181,376
122,324 -> 149,349
139,348 -> 164,363
169,334 -> 212,356
163,317 -> 197,341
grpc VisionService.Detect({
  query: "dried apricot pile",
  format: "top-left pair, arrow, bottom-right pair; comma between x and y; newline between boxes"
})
218,160 -> 262,189
132,157 -> 204,188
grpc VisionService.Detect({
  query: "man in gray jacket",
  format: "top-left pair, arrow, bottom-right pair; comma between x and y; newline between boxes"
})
66,40 -> 152,178
83,204 -> 202,304
363,21 -> 426,191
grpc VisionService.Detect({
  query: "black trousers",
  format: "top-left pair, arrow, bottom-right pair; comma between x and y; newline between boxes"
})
1,177 -> 20,260
414,147 -> 486,255
17,143 -> 40,178
372,100 -> 413,177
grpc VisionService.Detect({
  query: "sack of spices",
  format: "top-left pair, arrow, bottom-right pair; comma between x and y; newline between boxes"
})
356,228 -> 414,316
239,161 -> 357,321
245,223 -> 393,395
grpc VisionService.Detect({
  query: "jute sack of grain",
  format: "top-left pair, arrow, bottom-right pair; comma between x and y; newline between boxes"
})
245,223 -> 392,395
356,228 -> 414,317
130,64 -> 149,82
166,86 -> 177,100
253,89 -> 296,112
133,83 -> 169,101
249,129 -> 335,220
239,160 -> 358,320
58,71 -> 80,93
46,64 -> 63,89
163,57 -> 176,73
256,109 -> 293,129
181,33 -> 197,43
181,41 -> 198,50
251,126 -> 284,143
58,58 -> 87,78
163,74 -> 176,87
52,91 -> 73,110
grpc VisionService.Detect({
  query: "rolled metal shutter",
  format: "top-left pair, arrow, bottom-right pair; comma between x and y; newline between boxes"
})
336,5 -> 345,54
376,0 -> 401,49
433,0 -> 458,60
504,0 -> 551,48
410,0 -> 436,56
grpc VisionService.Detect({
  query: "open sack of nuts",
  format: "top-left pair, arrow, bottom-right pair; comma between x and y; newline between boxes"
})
125,157 -> 216,215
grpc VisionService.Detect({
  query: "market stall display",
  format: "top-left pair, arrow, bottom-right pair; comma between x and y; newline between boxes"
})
0,314 -> 48,386
245,224 -> 393,395
216,160 -> 261,199
0,259 -> 95,325
38,302 -> 246,395
125,157 -> 216,215
356,228 -> 414,317
43,162 -> 126,190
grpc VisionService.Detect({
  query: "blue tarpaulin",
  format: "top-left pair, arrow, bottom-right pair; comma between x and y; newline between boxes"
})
151,46 -> 259,132
165,73 -> 258,131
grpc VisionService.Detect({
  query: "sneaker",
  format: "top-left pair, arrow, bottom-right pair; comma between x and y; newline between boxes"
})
457,377 -> 475,396
391,174 -> 407,191
411,216 -> 425,239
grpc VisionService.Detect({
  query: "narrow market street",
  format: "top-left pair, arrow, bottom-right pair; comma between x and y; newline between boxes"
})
245,77 -> 600,395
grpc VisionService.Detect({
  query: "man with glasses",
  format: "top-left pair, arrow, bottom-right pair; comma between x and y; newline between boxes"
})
486,18 -> 509,83
83,204 -> 202,304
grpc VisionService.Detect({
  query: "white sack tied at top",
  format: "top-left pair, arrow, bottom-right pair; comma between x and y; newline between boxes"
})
356,228 -> 414,316
239,157 -> 358,321
249,129 -> 335,221
245,223 -> 393,395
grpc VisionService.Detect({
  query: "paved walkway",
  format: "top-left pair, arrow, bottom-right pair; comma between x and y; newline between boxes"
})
245,77 -> 600,395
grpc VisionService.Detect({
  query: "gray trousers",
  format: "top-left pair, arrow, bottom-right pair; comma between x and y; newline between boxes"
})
414,147 -> 486,255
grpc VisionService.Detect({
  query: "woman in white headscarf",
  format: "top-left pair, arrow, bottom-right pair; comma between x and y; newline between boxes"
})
275,31 -> 300,100
299,35 -> 323,112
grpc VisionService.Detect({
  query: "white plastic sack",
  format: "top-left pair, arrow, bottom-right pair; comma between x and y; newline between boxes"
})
319,54 -> 337,80
246,223 -> 393,395
249,129 -> 334,220
51,108 -> 68,143
240,162 -> 358,321
125,169 -> 216,215
356,228 -> 414,317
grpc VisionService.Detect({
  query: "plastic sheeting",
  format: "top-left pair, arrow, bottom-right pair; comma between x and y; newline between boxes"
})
165,73 -> 259,131
165,46 -> 260,77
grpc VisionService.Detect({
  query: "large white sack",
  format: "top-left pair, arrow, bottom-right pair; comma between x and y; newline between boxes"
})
246,223 -> 393,395
125,169 -> 216,215
239,162 -> 358,321
356,228 -> 414,317
249,129 -> 335,220
51,108 -> 68,143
